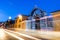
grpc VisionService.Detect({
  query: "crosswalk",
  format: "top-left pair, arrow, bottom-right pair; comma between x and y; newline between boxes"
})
4,29 -> 41,40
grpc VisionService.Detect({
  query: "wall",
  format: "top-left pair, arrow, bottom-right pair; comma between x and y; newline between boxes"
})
52,11 -> 60,31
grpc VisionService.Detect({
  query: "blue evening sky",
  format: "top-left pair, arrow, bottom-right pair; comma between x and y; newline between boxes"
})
0,0 -> 60,21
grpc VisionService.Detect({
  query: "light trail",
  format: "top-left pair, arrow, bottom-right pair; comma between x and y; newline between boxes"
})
39,13 -> 60,20
0,29 -> 5,38
38,30 -> 60,39
4,30 -> 24,40
5,29 -> 41,40
19,13 -> 60,24
0,28 -> 6,40
31,14 -> 60,21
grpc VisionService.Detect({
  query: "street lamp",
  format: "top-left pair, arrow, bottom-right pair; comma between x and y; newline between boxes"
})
9,16 -> 11,19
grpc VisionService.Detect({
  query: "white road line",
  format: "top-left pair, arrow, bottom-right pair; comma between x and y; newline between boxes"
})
4,30 -> 24,40
5,29 -> 41,40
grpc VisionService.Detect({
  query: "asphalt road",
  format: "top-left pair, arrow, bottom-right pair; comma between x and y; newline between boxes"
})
0,29 -> 18,40
4,29 -> 50,40
5,29 -> 40,40
1,28 -> 59,40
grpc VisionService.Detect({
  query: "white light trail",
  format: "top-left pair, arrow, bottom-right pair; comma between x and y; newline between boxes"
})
5,29 -> 40,40
30,14 -> 60,21
4,30 -> 24,40
0,29 -> 5,38
0,29 -> 5,40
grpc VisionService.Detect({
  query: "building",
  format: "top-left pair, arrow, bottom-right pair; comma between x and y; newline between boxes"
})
14,14 -> 28,29
51,10 -> 60,31
14,7 -> 47,30
47,17 -> 53,30
14,7 -> 54,30
0,22 -> 5,28
28,7 -> 47,30
20,20 -> 32,30
5,19 -> 15,29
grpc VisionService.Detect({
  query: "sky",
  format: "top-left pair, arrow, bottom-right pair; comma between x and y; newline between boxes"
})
0,0 -> 60,21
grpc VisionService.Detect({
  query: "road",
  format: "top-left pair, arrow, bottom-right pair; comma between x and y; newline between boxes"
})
0,28 -> 18,40
0,28 -> 49,40
0,28 -> 60,40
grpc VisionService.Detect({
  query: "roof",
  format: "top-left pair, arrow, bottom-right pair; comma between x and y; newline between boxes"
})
51,10 -> 60,13
21,15 -> 29,17
30,7 -> 45,16
15,14 -> 29,19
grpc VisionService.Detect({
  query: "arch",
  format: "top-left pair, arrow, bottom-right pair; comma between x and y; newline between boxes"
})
30,8 -> 46,30
30,8 -> 45,17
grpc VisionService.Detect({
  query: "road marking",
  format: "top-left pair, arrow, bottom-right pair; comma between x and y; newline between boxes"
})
4,30 -> 24,40
5,29 -> 41,40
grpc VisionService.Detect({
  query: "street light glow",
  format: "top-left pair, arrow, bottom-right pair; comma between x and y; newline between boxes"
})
9,16 -> 12,19
18,15 -> 22,19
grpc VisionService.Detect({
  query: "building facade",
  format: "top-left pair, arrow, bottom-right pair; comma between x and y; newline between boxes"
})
51,10 -> 60,31
5,19 -> 15,29
14,7 -> 54,31
14,15 -> 28,29
47,17 -> 53,30
28,7 -> 47,30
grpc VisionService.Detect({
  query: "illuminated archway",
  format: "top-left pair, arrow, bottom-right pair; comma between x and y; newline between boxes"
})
30,8 -> 46,30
